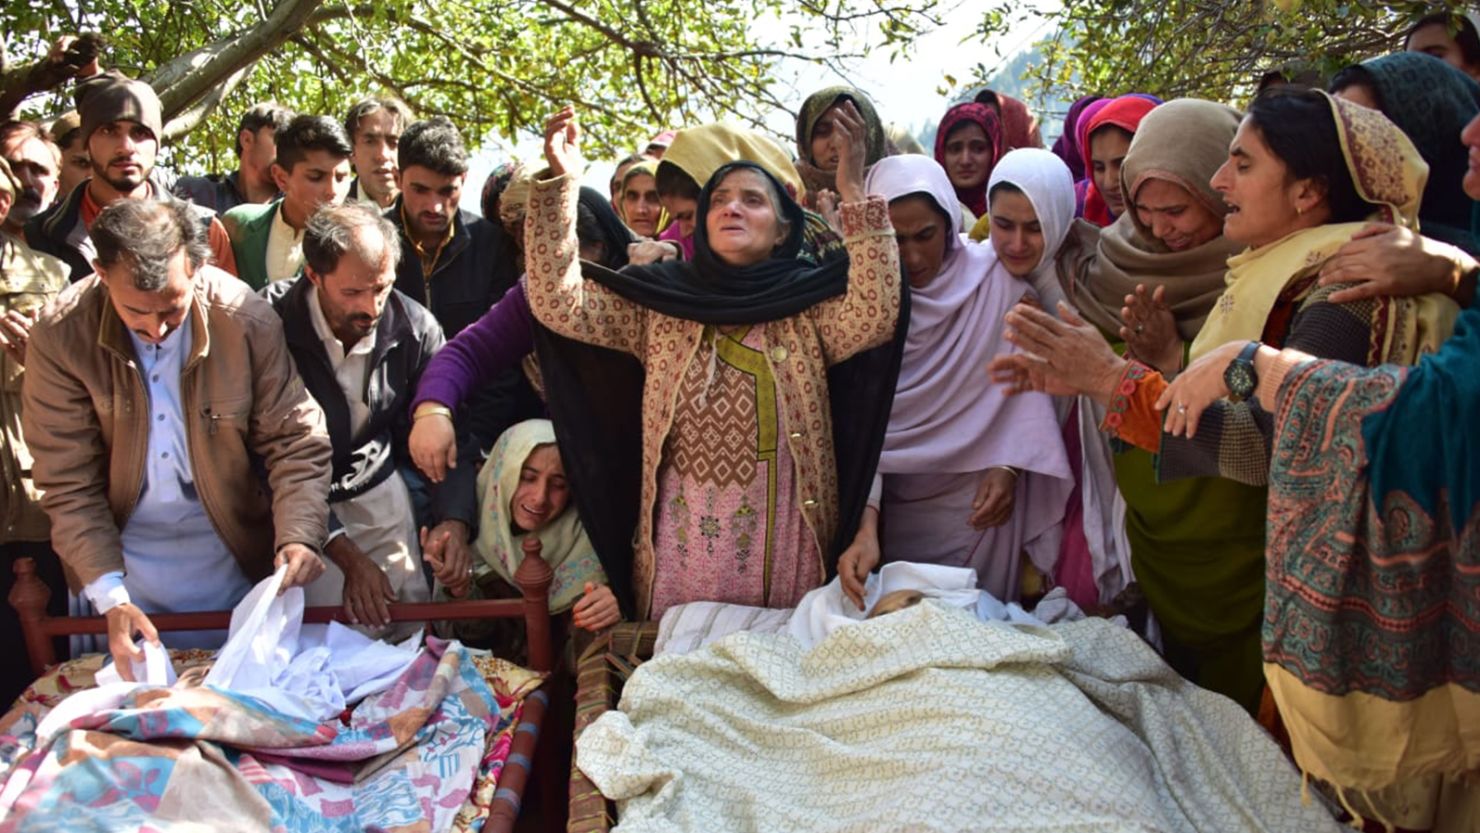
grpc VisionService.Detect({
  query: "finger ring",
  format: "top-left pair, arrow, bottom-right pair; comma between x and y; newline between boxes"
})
1177,404 -> 1188,414
466,568 -> 474,577
1134,325 -> 1144,334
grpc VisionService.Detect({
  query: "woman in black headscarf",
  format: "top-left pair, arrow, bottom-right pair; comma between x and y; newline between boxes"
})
524,104 -> 906,620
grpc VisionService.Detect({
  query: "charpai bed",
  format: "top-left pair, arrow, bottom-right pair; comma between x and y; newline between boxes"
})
2,546 -> 561,833
568,622 -> 658,833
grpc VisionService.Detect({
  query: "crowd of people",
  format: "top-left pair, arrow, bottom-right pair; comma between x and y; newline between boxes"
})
0,8 -> 1478,830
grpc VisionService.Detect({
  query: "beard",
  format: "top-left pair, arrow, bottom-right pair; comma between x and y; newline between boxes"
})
94,161 -> 148,194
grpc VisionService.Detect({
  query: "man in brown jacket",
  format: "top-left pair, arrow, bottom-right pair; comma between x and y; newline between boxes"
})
22,198 -> 332,679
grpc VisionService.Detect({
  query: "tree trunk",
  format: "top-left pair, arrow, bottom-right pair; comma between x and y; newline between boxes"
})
147,0 -> 329,139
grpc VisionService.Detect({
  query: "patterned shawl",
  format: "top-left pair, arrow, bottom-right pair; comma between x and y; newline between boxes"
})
474,419 -> 605,612
933,102 -> 1004,219
1354,52 -> 1480,254
1058,99 -> 1244,342
1190,91 -> 1456,363
1264,308 -> 1480,793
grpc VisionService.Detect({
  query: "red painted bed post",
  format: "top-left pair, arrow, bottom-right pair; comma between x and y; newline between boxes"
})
10,557 -> 57,676
514,536 -> 555,674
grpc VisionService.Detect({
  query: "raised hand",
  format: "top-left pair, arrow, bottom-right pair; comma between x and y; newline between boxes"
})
829,100 -> 869,205
1153,339 -> 1244,439
543,106 -> 581,179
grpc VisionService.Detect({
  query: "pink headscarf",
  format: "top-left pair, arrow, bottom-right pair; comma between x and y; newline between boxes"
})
932,102 -> 1004,218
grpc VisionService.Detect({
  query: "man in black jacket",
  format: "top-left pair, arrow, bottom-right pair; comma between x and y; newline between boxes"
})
265,201 -> 475,630
387,118 -> 531,481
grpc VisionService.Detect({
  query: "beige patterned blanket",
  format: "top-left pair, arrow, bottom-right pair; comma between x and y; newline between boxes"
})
576,602 -> 1341,832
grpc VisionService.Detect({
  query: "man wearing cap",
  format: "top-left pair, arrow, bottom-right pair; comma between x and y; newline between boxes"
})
0,156 -> 69,702
22,198 -> 331,679
174,102 -> 293,215
25,72 -> 237,281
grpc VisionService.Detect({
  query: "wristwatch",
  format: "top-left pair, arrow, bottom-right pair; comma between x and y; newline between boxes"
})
1223,341 -> 1261,402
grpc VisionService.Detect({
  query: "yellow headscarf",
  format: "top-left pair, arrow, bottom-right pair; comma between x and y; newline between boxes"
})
661,123 -> 806,200
1190,91 -> 1456,363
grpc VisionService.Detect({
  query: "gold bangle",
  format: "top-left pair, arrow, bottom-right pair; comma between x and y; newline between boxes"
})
991,465 -> 1020,477
414,404 -> 453,421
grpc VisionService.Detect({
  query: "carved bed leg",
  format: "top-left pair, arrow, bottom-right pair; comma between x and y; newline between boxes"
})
10,557 -> 56,676
514,537 -> 555,675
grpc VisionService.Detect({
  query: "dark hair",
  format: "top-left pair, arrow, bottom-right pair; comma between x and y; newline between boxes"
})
343,97 -> 413,145
1248,87 -> 1374,223
1086,124 -> 1134,150
398,117 -> 468,177
234,102 -> 294,157
888,190 -> 956,254
92,199 -> 211,290
655,160 -> 701,201
575,200 -> 606,253
987,180 -> 1023,203
303,201 -> 402,277
53,126 -> 81,150
274,114 -> 352,172
0,120 -> 52,147
1327,65 -> 1388,111
1406,11 -> 1480,68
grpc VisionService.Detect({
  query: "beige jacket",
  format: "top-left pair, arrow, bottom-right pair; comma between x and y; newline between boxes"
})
525,175 -> 900,619
21,265 -> 332,590
0,233 -> 68,544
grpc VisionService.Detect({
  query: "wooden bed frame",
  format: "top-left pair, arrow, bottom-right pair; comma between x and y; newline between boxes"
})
6,537 -> 560,833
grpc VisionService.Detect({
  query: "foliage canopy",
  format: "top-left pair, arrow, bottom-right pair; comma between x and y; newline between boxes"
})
1,0 -> 948,171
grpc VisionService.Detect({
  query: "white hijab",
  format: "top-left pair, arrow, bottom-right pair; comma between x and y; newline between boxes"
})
985,149 -> 1076,309
863,154 -> 1069,480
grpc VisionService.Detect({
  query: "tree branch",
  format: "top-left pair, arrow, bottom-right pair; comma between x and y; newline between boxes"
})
146,0 -> 328,128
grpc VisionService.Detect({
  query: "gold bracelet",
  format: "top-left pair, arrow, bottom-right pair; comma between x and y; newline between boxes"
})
991,465 -> 1020,477
414,404 -> 453,421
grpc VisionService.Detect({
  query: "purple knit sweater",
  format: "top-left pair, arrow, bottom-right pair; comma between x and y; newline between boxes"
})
412,280 -> 535,412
